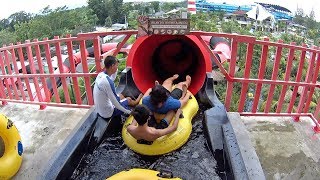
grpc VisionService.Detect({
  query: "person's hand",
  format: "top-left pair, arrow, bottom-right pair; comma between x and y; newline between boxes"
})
126,97 -> 133,104
137,93 -> 143,100
119,93 -> 125,100
124,109 -> 132,117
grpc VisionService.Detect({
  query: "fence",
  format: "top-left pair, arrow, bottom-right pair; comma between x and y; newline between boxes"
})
192,31 -> 320,132
0,31 -> 136,109
0,30 -> 319,131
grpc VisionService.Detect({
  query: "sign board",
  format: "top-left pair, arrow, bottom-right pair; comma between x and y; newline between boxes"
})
149,19 -> 190,35
137,16 -> 149,38
137,16 -> 190,37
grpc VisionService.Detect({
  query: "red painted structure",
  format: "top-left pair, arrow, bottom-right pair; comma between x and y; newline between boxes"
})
127,35 -> 212,94
0,30 -> 319,132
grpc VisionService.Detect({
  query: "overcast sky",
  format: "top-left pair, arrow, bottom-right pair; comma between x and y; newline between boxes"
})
0,0 -> 318,21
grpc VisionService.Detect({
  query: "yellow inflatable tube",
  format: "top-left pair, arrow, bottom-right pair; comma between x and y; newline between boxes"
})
0,114 -> 23,180
122,93 -> 199,156
108,168 -> 181,180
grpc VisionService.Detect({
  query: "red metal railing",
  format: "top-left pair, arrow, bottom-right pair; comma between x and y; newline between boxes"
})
0,31 -> 319,132
193,31 -> 320,132
0,31 -> 136,109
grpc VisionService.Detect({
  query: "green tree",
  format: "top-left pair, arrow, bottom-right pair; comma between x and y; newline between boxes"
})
41,6 -> 53,15
0,29 -> 17,46
88,0 -> 107,25
110,0 -> 124,23
105,16 -> 112,27
127,10 -> 138,29
277,21 -> 287,32
305,9 -> 317,30
293,8 -> 305,25
0,19 -> 10,31
151,1 -> 160,12
162,2 -> 178,12
221,20 -> 240,33
88,0 -> 124,25
190,12 -> 218,32
14,6 -> 96,42
8,11 -> 32,31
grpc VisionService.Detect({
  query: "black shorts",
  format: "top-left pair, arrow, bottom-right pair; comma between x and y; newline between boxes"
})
148,116 -> 169,129
156,119 -> 169,129
170,88 -> 183,100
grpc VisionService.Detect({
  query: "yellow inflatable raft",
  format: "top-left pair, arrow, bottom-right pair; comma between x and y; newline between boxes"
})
0,114 -> 23,180
122,93 -> 199,156
107,168 -> 181,180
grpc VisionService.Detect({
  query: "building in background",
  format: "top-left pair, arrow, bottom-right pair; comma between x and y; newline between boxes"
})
191,0 -> 293,21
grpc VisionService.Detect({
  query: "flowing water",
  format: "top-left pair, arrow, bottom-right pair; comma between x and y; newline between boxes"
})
71,106 -> 225,180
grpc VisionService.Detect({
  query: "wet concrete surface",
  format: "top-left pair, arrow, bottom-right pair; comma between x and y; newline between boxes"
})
0,103 -> 89,180
241,116 -> 320,180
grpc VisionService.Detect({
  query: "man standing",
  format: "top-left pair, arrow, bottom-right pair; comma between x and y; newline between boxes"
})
93,56 -> 141,120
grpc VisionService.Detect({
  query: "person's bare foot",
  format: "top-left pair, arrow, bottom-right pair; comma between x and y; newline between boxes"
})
186,75 -> 191,87
173,74 -> 179,79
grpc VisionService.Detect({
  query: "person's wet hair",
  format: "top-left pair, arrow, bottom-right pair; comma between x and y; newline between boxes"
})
104,56 -> 119,69
132,105 -> 150,126
150,85 -> 169,107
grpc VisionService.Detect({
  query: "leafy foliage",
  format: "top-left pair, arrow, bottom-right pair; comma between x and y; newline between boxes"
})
88,0 -> 124,25
190,12 -> 218,32
0,6 -> 96,46
0,29 -> 17,46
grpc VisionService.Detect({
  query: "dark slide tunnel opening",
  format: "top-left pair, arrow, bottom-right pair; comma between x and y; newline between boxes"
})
127,35 -> 211,95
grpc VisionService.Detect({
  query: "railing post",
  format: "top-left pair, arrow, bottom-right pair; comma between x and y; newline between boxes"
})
66,34 -> 82,105
252,37 -> 269,113
26,40 -> 43,105
293,116 -> 300,122
225,38 -> 238,110
54,36 -> 71,105
314,125 -> 320,133
276,42 -> 295,113
93,36 -> 102,72
79,40 -> 94,105
0,48 -> 13,100
0,74 -> 7,105
3,48 -> 19,100
304,47 -> 320,113
34,39 -> 50,110
297,46 -> 317,113
238,42 -> 254,112
43,37 -> 61,104
9,43 -> 26,101
17,42 -> 34,101
287,44 -> 307,113
265,39 -> 283,113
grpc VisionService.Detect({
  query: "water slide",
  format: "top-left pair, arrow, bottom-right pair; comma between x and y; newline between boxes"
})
40,34 -> 264,179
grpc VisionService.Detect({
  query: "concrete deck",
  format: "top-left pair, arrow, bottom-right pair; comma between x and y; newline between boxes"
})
240,115 -> 320,180
0,103 -> 89,180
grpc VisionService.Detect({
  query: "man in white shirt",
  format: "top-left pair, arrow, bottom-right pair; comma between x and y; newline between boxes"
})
93,56 -> 142,119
